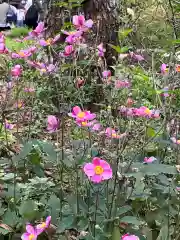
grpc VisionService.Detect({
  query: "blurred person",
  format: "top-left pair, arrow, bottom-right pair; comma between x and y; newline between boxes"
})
0,0 -> 10,30
16,5 -> 25,27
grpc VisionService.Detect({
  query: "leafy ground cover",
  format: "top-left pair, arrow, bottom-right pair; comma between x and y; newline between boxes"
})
0,11 -> 180,240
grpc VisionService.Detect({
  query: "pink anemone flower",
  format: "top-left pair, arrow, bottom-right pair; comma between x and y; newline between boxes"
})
11,65 -> 22,77
161,63 -> 168,74
68,106 -> 96,122
64,45 -> 74,56
36,216 -> 51,235
122,234 -> 140,240
73,15 -> 93,31
30,22 -> 45,37
105,127 -> 126,139
83,157 -> 112,183
102,70 -> 111,79
62,30 -> 82,44
144,156 -> 157,163
47,115 -> 59,132
97,43 -> 106,57
21,224 -> 38,240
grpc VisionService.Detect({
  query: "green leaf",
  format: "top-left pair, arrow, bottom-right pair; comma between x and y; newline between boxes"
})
117,205 -> 132,216
108,44 -> 122,53
3,209 -> 19,227
146,127 -> 156,138
47,194 -> 60,224
12,141 -> 33,162
19,200 -> 37,220
141,164 -> 177,175
118,29 -> 132,39
120,216 -> 143,225
40,141 -> 57,162
0,227 -> 10,235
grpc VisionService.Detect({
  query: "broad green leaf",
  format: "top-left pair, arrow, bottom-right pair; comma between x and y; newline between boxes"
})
146,127 -> 156,138
141,164 -> 177,175
3,209 -> 19,227
19,200 -> 37,220
120,216 -> 143,225
47,194 -> 60,224
40,141 -> 57,162
117,205 -> 132,216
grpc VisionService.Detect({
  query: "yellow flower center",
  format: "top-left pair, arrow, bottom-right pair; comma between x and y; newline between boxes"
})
95,166 -> 104,175
112,133 -> 117,138
19,52 -> 25,57
40,222 -> 46,228
29,234 -> 35,240
81,121 -> 87,126
46,38 -> 52,44
144,108 -> 151,115
77,112 -> 85,118
177,140 -> 180,144
176,66 -> 180,72
41,68 -> 47,72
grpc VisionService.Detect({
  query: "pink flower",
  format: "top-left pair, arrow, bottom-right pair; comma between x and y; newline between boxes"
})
161,87 -> 169,97
102,70 -> 111,78
62,30 -> 82,44
105,127 -> 126,139
30,22 -> 45,37
176,65 -> 180,72
39,39 -> 51,46
129,52 -> 144,61
122,234 -> 139,240
68,106 -> 96,122
36,216 -> 51,235
0,43 -> 8,54
97,43 -> 106,57
90,122 -> 102,132
161,63 -> 168,74
24,87 -> 35,93
4,120 -> 14,130
21,224 -> 38,240
171,137 -> 180,145
64,45 -> 74,56
11,49 -> 33,59
144,156 -> 157,163
115,80 -> 131,89
176,186 -> 180,191
47,115 -> 59,132
11,65 -> 22,77
83,157 -> 112,183
15,101 -> 24,109
73,15 -> 93,31
75,77 -> 85,88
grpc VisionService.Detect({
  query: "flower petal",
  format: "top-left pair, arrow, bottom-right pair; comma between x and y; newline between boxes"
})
92,157 -> 101,166
91,174 -> 102,183
26,224 -> 35,234
73,106 -> 82,115
21,233 -> 30,240
83,163 -> 95,177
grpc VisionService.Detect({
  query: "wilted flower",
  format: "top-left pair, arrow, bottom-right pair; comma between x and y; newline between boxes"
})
83,157 -> 112,183
11,65 -> 22,77
73,15 -> 93,31
129,52 -> 144,61
161,63 -> 168,74
36,216 -> 51,235
47,115 -> 59,132
75,77 -> 85,88
105,127 -> 126,139
4,120 -> 14,130
97,43 -> 106,57
122,234 -> 140,240
144,156 -> 157,163
171,137 -> 180,145
126,98 -> 134,107
115,80 -> 131,89
68,106 -> 96,122
21,224 -> 38,240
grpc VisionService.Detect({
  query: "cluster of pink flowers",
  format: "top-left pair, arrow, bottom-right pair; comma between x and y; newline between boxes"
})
61,15 -> 93,56
119,106 -> 160,118
83,157 -> 112,183
21,216 -> 51,240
